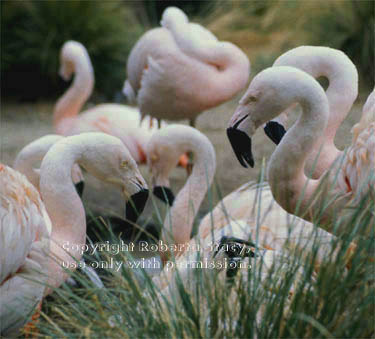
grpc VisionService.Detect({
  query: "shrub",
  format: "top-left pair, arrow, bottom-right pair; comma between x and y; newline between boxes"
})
1,1 -> 143,100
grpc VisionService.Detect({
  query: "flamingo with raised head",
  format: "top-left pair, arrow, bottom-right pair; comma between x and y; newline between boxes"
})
123,7 -> 250,127
54,40 -> 188,168
264,46 -> 359,179
227,66 -> 374,235
0,133 -> 148,336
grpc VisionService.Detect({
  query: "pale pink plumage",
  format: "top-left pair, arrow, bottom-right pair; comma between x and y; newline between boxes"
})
0,164 -> 51,336
229,67 -> 374,235
124,7 -> 250,127
333,88 -> 375,201
272,46 -> 359,179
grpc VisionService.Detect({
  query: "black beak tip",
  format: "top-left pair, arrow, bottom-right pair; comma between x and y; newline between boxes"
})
125,188 -> 149,223
226,127 -> 254,168
264,121 -> 286,145
74,181 -> 85,198
153,186 -> 175,206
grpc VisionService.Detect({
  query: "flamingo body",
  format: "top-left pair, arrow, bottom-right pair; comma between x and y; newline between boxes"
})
124,7 -> 250,125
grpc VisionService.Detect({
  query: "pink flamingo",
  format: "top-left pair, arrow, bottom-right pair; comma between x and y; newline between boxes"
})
146,126 -> 355,291
264,46 -> 358,179
54,40 -> 188,168
123,7 -> 250,127
0,133 -> 148,336
146,125 -> 353,263
227,66 -> 374,234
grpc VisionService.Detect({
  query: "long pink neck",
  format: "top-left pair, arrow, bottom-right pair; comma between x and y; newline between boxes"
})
53,54 -> 94,134
162,136 -> 216,256
268,87 -> 329,219
276,47 -> 358,178
40,142 -> 86,292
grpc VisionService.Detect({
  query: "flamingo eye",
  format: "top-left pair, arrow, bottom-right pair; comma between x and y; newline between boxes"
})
240,94 -> 258,106
120,160 -> 129,168
246,96 -> 257,104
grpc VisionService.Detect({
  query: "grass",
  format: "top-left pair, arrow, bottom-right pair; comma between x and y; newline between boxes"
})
34,171 -> 374,338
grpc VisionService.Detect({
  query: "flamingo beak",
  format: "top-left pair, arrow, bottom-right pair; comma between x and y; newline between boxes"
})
226,127 -> 254,168
264,121 -> 286,145
74,181 -> 85,198
153,186 -> 175,206
125,188 -> 149,225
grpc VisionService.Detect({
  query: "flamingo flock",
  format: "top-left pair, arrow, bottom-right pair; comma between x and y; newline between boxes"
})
1,6 -> 373,336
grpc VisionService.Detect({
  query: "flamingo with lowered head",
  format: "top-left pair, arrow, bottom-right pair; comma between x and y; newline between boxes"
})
227,66 -> 374,235
146,125 -> 353,263
55,40 -> 188,168
123,7 -> 250,127
0,133 -> 148,336
264,46 -> 359,179
146,126 -> 354,291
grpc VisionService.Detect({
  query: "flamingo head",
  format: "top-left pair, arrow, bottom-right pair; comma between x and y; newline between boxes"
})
227,66 -> 321,168
76,133 -> 149,223
146,127 -> 192,206
160,7 -> 188,30
146,145 -> 176,206
58,41 -> 87,81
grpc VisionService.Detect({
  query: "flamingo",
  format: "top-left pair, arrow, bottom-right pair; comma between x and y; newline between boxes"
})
227,66 -> 374,235
54,40 -> 188,168
145,125 -> 354,276
123,7 -> 250,127
264,46 -> 359,179
0,133 -> 148,336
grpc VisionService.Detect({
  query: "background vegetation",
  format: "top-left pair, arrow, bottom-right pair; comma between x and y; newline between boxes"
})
1,0 -> 373,101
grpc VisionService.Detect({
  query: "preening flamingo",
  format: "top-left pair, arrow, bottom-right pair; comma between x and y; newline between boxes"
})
55,40 -> 188,168
227,66 -> 374,235
14,134 -> 85,196
123,7 -> 250,127
264,46 -> 359,179
0,133 -> 148,336
146,125 -> 353,275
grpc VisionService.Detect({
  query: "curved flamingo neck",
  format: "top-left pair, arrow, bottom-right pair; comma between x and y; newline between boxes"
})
53,50 -> 94,134
162,133 -> 216,255
167,21 -> 250,105
268,85 -> 329,215
275,47 -> 358,178
40,140 -> 87,291
14,135 -> 63,190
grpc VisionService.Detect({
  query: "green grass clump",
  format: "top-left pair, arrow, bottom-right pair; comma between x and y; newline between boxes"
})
207,0 -> 374,89
1,1 -> 143,100
36,180 -> 374,338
